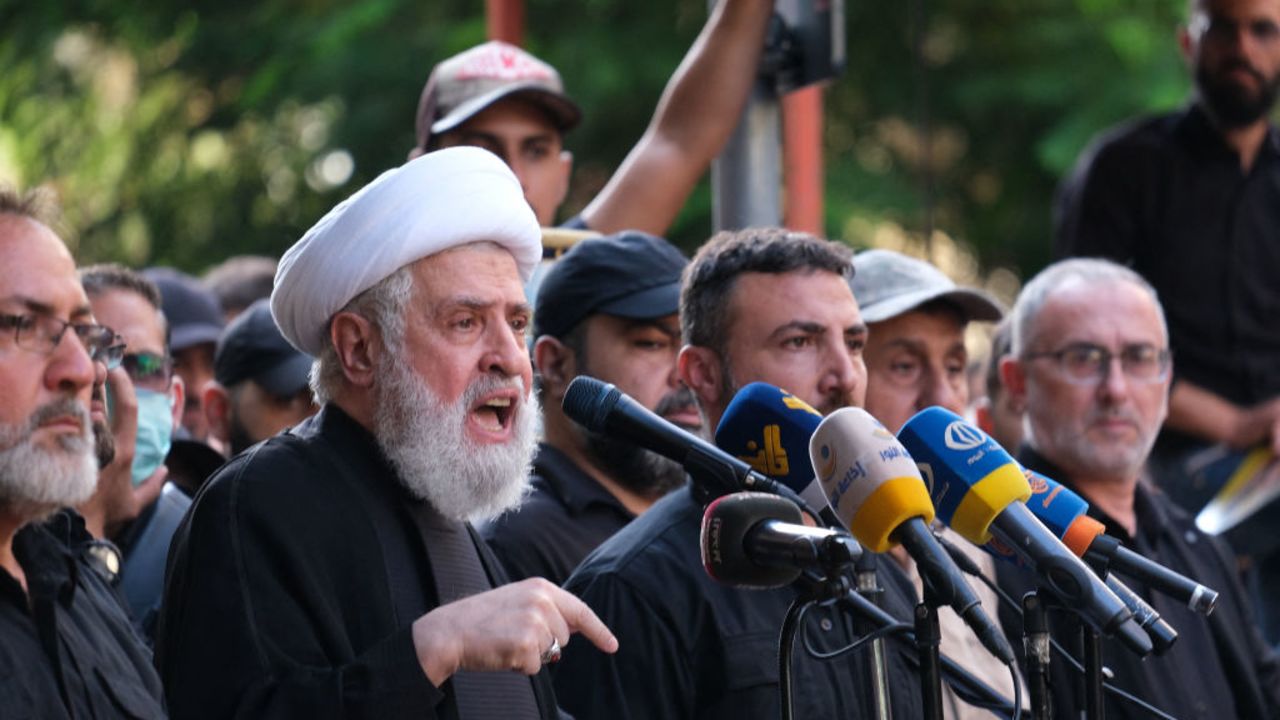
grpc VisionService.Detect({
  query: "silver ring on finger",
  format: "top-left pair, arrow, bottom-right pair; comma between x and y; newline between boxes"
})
540,638 -> 562,665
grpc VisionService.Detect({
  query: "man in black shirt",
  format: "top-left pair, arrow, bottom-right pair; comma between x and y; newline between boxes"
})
483,231 -> 695,584
1054,0 -> 1280,486
555,228 -> 937,719
156,148 -> 616,719
0,187 -> 165,717
997,258 -> 1280,719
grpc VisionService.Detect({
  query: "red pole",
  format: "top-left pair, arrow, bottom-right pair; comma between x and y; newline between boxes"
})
486,0 -> 525,45
782,85 -> 824,236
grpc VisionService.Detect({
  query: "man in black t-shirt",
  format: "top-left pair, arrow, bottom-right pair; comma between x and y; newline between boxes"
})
483,231 -> 695,585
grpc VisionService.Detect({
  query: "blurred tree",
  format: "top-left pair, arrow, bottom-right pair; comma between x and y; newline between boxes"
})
0,0 -> 1219,282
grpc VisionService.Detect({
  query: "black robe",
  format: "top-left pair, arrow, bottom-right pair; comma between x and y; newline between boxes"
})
156,404 -> 561,719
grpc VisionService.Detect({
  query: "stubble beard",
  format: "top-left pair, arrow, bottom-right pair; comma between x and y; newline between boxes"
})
0,398 -> 99,521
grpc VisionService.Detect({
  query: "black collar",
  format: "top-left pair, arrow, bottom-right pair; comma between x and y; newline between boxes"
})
1016,444 -> 1171,546
532,444 -> 634,518
4,511 -> 85,609
1177,102 -> 1280,168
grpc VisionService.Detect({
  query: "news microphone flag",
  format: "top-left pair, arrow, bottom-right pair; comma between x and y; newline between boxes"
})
715,382 -> 834,521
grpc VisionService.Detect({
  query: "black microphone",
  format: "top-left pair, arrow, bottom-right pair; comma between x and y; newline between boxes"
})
700,492 -> 863,589
563,376 -> 805,505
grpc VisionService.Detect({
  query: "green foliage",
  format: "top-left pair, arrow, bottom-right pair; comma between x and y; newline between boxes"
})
0,0 -> 1211,281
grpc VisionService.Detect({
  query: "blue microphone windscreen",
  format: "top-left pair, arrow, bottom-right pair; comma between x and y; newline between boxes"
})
897,406 -> 1030,544
1022,468 -> 1089,538
715,382 -> 822,494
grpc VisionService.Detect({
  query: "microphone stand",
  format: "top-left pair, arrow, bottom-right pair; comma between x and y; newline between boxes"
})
1032,586 -> 1106,720
780,568 -> 856,720
853,551 -> 894,720
1021,592 -> 1053,720
913,586 -> 944,720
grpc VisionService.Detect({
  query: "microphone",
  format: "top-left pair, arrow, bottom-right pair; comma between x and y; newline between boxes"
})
714,382 -> 841,527
897,406 -> 1152,657
700,491 -> 863,589
562,376 -> 803,504
809,407 -> 1016,665
1024,472 -> 1218,617
985,469 -> 1180,654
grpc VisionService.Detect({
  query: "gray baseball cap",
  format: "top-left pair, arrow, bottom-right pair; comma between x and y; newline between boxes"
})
851,249 -> 1004,323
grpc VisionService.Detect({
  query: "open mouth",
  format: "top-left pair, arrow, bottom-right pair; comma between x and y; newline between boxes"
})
472,395 -> 516,433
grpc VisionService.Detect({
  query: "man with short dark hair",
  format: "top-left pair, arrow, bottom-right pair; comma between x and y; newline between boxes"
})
483,231 -> 695,585
202,298 -> 317,458
555,228 -> 929,719
0,188 -> 166,716
411,0 -> 776,234
79,263 -> 193,642
157,148 -> 616,719
997,257 -> 1280,720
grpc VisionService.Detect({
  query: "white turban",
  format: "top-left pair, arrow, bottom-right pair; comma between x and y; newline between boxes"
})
271,147 -> 541,356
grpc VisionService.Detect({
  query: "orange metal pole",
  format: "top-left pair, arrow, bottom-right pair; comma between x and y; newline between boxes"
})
486,0 -> 525,45
782,85 -> 824,235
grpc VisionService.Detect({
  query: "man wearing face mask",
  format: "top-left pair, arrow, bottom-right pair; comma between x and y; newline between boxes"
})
79,263 -> 193,641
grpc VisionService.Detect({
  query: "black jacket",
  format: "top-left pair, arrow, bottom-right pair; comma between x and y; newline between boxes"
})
156,404 -> 561,719
997,448 -> 1280,720
0,509 -> 165,719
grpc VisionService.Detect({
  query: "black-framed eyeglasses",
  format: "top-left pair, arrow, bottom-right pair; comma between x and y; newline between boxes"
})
0,312 -> 117,362
121,351 -> 174,392
1190,12 -> 1280,46
1024,342 -> 1171,386
91,336 -> 127,371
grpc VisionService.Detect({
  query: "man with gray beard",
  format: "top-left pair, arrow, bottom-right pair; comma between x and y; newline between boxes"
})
483,230 -> 696,585
156,147 -> 616,720
0,187 -> 166,717
994,258 -> 1280,720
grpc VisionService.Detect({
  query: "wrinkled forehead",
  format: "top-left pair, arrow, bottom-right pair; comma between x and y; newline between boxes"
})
1034,279 -> 1167,347
0,215 -> 89,318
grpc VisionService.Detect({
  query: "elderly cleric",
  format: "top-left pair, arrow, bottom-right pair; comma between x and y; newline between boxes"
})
155,147 -> 616,719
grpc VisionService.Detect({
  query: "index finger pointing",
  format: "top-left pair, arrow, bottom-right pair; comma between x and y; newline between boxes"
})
553,589 -> 618,654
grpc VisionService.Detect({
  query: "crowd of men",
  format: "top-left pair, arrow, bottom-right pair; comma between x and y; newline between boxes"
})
2,0 -> 1279,717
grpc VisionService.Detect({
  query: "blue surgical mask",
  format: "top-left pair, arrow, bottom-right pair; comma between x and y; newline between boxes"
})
132,388 -> 174,487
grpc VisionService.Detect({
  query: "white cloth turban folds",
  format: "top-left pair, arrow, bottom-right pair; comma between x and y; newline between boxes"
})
271,146 -> 541,356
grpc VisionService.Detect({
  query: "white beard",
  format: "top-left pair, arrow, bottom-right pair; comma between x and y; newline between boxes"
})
0,398 -> 99,519
373,354 -> 536,523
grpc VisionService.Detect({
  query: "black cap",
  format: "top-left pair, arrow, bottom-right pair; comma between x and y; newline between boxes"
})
144,267 -> 225,351
214,299 -> 313,396
534,231 -> 687,339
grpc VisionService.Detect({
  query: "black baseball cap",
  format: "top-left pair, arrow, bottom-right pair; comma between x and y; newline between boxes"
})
534,231 -> 688,339
144,267 -> 225,351
214,299 -> 313,396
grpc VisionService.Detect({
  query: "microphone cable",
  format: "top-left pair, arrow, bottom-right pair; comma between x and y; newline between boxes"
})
779,581 -> 1024,720
937,534 -> 1182,720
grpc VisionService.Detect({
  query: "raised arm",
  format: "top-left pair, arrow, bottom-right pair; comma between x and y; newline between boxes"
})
580,0 -> 776,235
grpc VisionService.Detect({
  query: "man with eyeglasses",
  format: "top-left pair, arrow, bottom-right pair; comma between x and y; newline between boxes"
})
994,258 -> 1280,720
1054,0 -> 1280,498
78,263 -> 194,644
0,187 -> 166,716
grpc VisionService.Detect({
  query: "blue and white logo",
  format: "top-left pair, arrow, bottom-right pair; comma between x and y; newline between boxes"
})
943,421 -> 986,451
